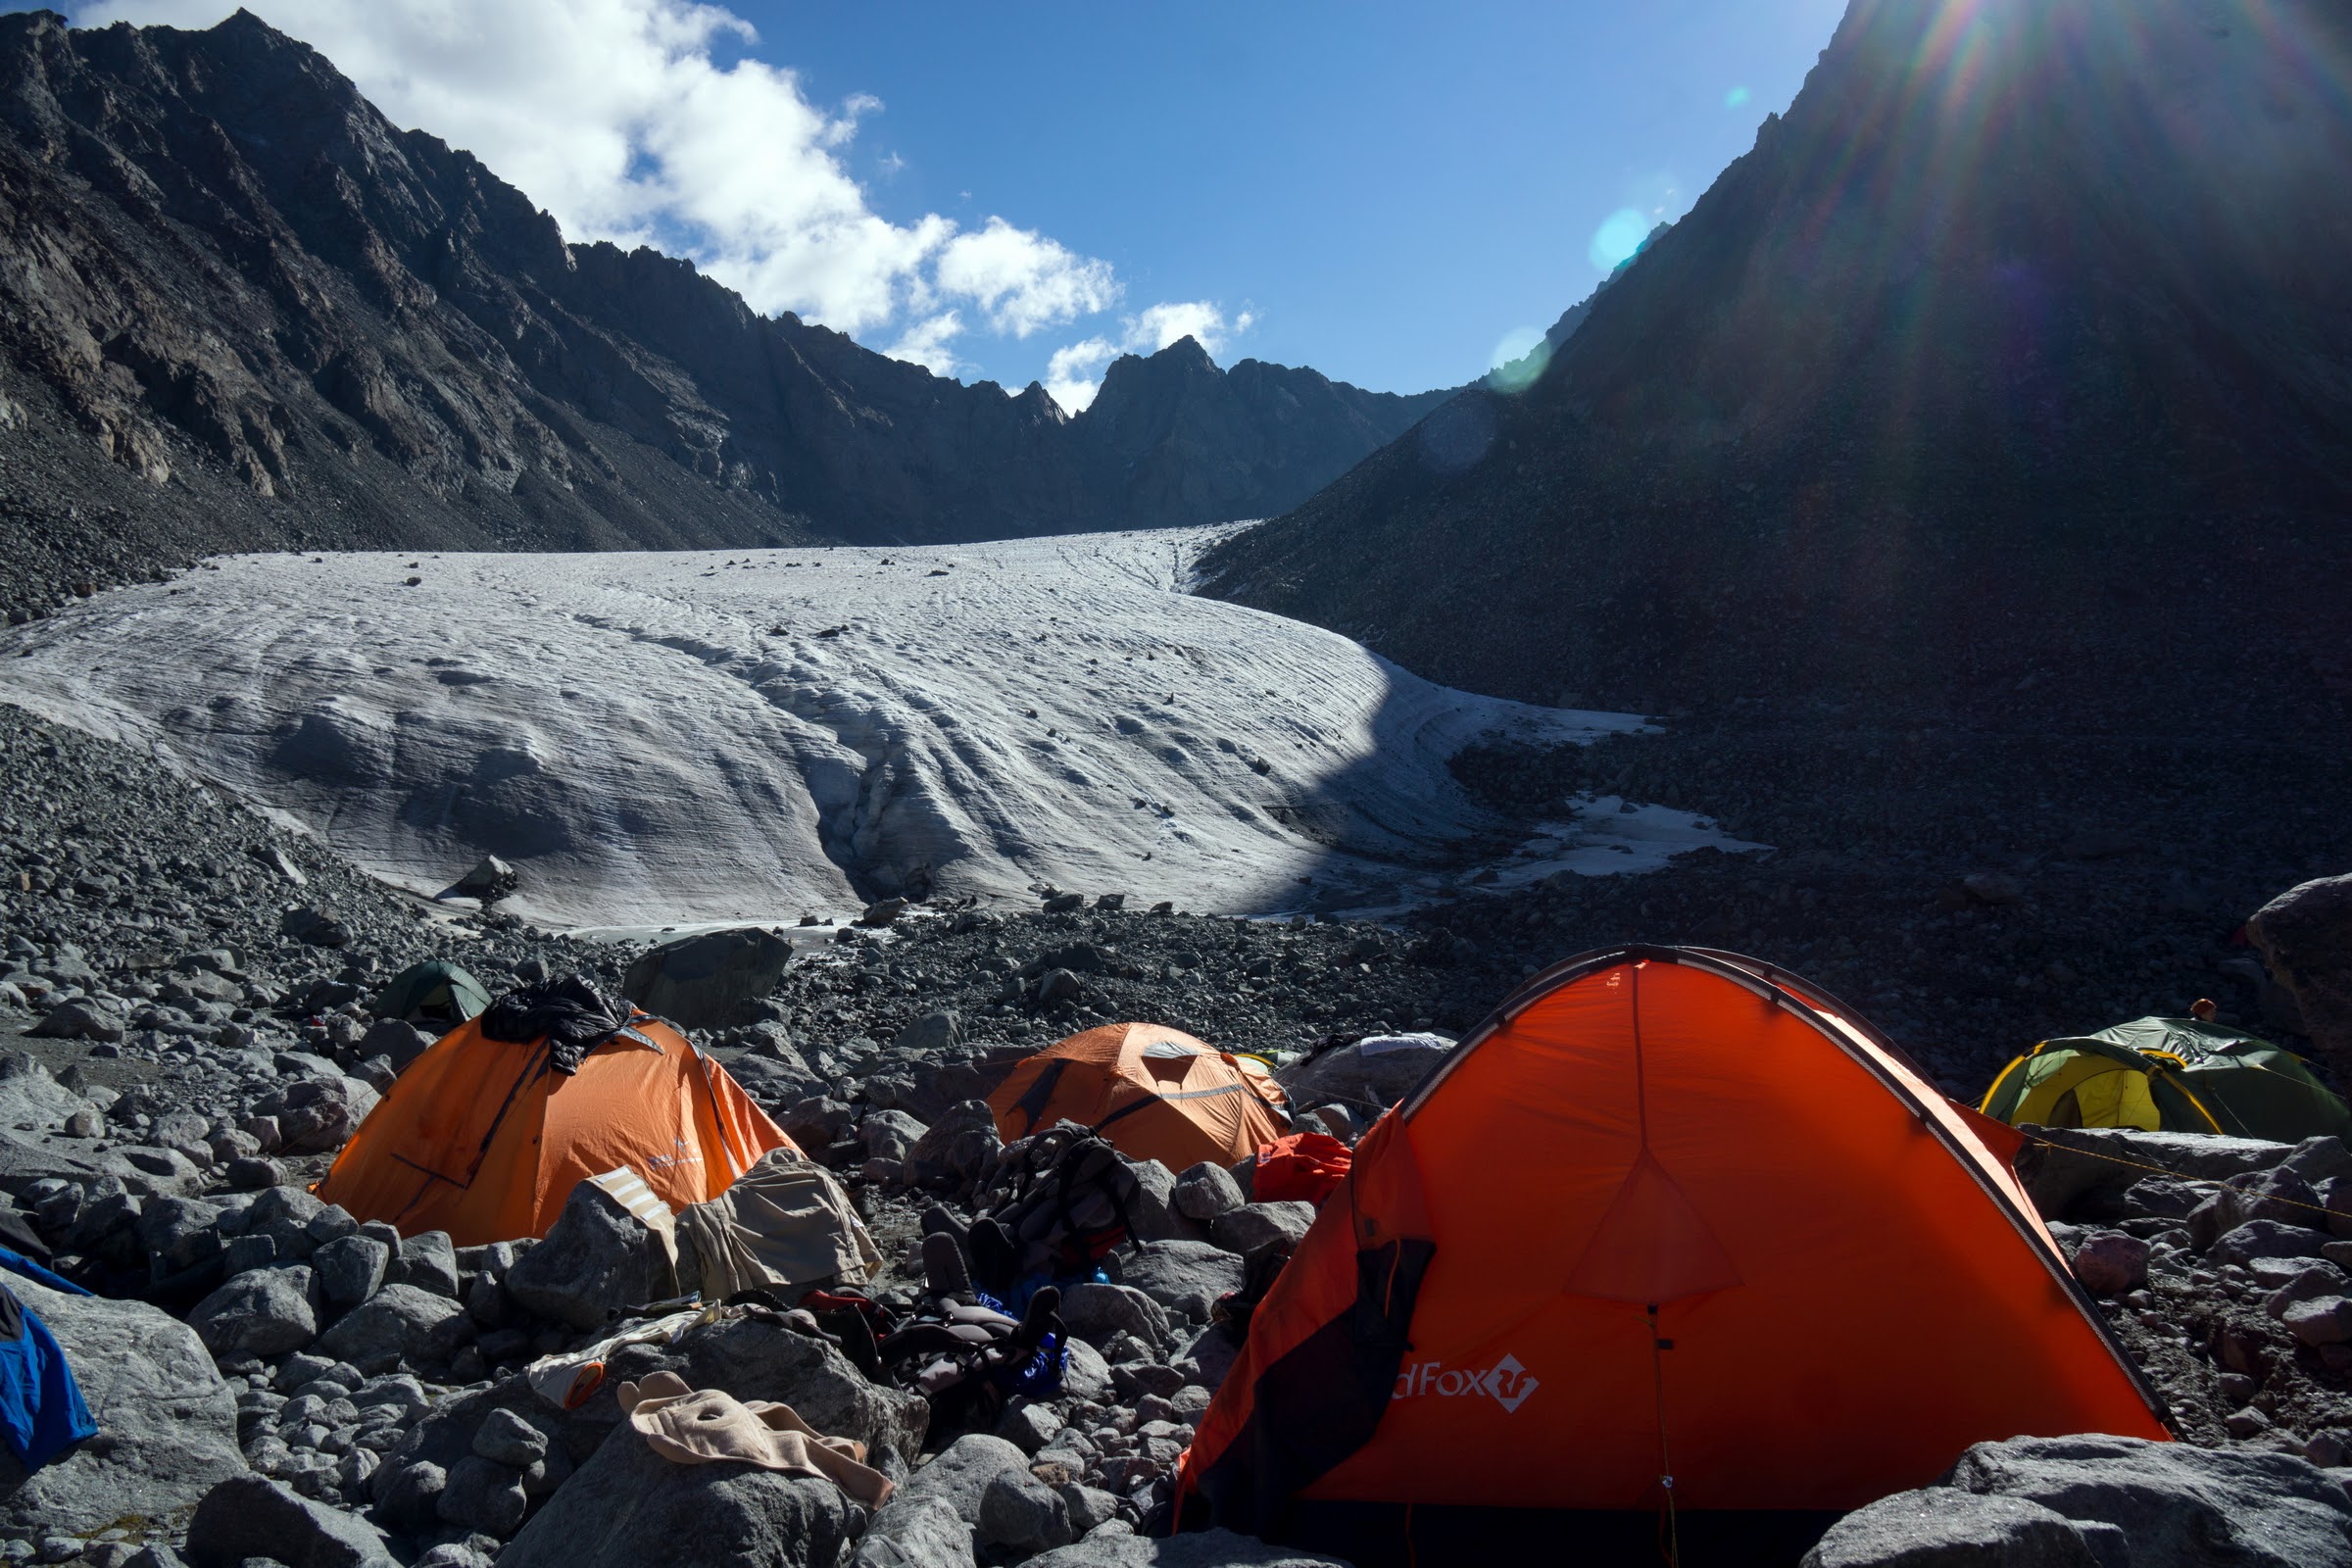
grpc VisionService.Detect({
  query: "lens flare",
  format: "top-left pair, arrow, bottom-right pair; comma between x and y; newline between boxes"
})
1725,85 -> 1751,108
1587,208 -> 1650,272
1485,326 -> 1550,393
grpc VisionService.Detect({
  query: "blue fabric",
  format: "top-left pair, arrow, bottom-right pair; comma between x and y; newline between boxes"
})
0,1247 -> 89,1297
0,1286 -> 99,1471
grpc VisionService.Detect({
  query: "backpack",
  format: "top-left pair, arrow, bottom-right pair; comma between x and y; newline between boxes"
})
876,1229 -> 1067,1431
973,1127 -> 1143,1291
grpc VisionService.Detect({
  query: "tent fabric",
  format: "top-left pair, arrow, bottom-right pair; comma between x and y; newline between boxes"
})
1250,1133 -> 1353,1206
1178,947 -> 2169,1559
370,959 -> 492,1031
677,1147 -> 882,1299
988,1023 -> 1289,1172
318,1007 -> 795,1247
1981,1015 -> 2352,1142
0,1282 -> 97,1471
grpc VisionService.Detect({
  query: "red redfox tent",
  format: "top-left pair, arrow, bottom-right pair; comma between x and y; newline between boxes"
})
1176,947 -> 2169,1565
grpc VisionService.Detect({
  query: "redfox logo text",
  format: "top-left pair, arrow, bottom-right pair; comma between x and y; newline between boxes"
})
1392,1354 -> 1540,1413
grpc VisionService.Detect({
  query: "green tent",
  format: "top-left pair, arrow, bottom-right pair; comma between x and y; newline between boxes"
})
1981,1015 -> 2352,1142
371,959 -> 492,1033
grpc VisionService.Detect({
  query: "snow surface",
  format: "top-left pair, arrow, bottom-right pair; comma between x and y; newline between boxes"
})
0,528 -> 1761,930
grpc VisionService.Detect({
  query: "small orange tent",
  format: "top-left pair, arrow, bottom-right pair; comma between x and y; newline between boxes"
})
989,1023 -> 1289,1171
1177,947 -> 2170,1565
318,1008 -> 793,1247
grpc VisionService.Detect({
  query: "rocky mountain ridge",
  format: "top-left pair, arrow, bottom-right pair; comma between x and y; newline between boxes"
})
0,9 -> 1447,617
1201,0 -> 2352,732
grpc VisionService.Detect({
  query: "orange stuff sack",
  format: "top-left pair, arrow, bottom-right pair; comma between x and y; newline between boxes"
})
1250,1132 -> 1352,1206
1176,946 -> 2170,1565
989,1023 -> 1289,1172
318,1005 -> 793,1247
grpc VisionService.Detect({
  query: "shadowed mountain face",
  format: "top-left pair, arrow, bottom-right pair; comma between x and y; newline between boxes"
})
0,9 -> 1446,612
1204,0 -> 2352,729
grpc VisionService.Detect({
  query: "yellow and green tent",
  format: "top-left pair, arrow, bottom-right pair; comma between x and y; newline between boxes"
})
1981,1015 -> 2351,1142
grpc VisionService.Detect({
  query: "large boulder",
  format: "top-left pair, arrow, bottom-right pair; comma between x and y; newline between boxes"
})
1802,1488 -> 2105,1567
503,1180 -> 658,1331
2015,1127 -> 2293,1220
1120,1241 -> 1246,1321
314,1283 -> 466,1374
855,1496 -> 975,1568
2251,875 -> 2352,1080
1944,1433 -> 2352,1568
1024,1530 -> 1351,1567
0,1272 -> 246,1534
184,1473 -> 399,1568
189,1264 -> 318,1357
893,1434 -> 1030,1526
1210,1201 -> 1316,1256
624,927 -> 795,1031
1276,1034 -> 1453,1117
497,1418 -> 859,1568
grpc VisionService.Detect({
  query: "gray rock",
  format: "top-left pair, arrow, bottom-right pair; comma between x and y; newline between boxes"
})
623,927 -> 794,1032
1119,1156 -> 1204,1244
371,1459 -> 447,1535
2016,1127 -> 2292,1220
1946,1433 -> 2352,1568
357,1018 -> 434,1076
183,1473 -> 397,1568
314,1284 -> 465,1374
436,1454 -> 528,1539
452,856 -> 519,904
854,1496 -> 974,1568
276,1078 -> 378,1154
29,1002 -> 124,1044
498,1419 -> 858,1568
311,1235 -> 391,1310
979,1469 -> 1074,1554
1173,1161 -> 1245,1222
2213,1219 -> 2338,1268
0,1273 -> 246,1534
893,1011 -> 962,1054
905,1100 -> 1000,1189
189,1265 -> 318,1357
859,1109 -> 929,1163
1275,1033 -> 1451,1117
1023,1528 -> 1351,1567
2068,1232 -> 2148,1297
2283,1296 -> 2352,1348
1121,1241 -> 1245,1320
471,1407 -> 550,1468
2250,875 -> 2352,1080
1210,1201 -> 1316,1255
1061,1282 -> 1171,1348
1803,1488 -> 2102,1566
895,1434 -> 1031,1526
502,1181 -> 654,1331
996,1399 -> 1065,1454
390,1230 -> 460,1298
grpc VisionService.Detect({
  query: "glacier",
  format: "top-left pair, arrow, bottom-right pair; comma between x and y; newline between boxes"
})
0,528 -> 1759,929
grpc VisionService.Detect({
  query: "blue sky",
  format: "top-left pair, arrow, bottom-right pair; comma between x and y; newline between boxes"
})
59,0 -> 1847,402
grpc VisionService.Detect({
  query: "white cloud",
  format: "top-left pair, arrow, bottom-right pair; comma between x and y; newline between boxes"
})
884,311 -> 965,377
934,219 -> 1117,338
1043,302 -> 1256,414
70,0 -> 1128,348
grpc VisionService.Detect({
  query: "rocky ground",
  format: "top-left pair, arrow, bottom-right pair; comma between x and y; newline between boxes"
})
5,693 -> 2352,1566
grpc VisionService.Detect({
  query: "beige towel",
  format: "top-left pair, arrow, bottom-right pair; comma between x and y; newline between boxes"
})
617,1370 -> 895,1508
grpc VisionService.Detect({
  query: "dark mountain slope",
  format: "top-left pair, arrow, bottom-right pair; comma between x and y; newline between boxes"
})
0,9 -> 1442,615
1202,0 -> 2352,728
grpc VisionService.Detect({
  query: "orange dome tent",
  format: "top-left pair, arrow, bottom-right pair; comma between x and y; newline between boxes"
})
1176,947 -> 2170,1565
989,1023 -> 1289,1171
318,1006 -> 794,1247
